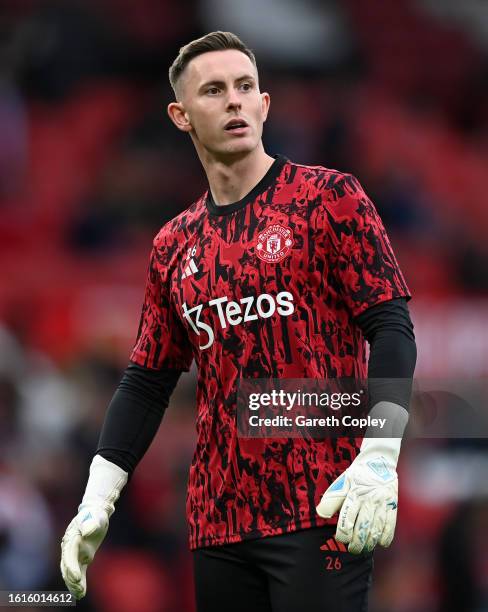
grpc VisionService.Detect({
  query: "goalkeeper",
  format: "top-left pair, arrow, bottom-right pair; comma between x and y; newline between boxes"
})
61,31 -> 416,611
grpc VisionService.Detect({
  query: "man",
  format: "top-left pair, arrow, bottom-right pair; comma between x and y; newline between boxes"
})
61,31 -> 416,611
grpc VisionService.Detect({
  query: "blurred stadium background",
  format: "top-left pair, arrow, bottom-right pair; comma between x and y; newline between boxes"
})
0,0 -> 487,610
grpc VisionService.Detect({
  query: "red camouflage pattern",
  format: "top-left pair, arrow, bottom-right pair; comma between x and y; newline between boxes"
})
130,156 -> 410,549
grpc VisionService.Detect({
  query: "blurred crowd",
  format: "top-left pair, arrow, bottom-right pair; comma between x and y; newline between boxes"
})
0,0 -> 488,610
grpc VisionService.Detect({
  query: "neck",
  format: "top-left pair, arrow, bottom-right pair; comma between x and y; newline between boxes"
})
198,144 -> 275,206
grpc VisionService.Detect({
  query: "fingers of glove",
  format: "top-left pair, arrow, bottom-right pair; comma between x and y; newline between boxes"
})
60,532 -> 86,599
70,565 -> 88,600
62,530 -> 81,583
365,503 -> 385,552
316,473 -> 350,519
379,500 -> 398,548
335,491 -> 360,545
60,557 -> 69,591
349,501 -> 375,555
60,539 -> 73,589
63,533 -> 82,585
60,547 -> 87,600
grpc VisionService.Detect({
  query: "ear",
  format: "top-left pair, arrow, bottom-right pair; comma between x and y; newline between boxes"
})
167,102 -> 192,133
260,92 -> 271,123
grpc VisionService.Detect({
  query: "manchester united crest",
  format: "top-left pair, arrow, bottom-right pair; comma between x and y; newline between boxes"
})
256,223 -> 294,263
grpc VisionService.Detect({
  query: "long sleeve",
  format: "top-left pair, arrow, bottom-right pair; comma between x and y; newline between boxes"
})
356,297 -> 417,410
96,362 -> 183,474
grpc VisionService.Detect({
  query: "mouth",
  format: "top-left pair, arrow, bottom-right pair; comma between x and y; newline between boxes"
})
224,118 -> 249,133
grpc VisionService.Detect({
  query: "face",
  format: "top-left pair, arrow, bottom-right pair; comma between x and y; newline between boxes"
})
168,49 -> 270,160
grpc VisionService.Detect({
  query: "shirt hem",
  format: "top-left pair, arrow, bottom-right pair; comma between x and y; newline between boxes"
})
189,515 -> 338,550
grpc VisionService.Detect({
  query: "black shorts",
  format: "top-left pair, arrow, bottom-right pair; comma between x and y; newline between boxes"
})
193,526 -> 373,612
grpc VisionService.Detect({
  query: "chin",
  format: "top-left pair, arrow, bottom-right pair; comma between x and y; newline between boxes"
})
224,138 -> 258,156
204,136 -> 258,160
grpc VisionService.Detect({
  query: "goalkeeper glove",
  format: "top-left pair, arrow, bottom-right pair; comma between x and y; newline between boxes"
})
316,436 -> 400,554
316,401 -> 408,554
60,455 -> 128,599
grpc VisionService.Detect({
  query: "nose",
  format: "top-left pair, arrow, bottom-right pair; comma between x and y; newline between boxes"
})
226,87 -> 242,111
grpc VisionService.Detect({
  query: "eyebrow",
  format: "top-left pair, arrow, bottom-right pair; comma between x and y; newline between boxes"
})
198,74 -> 256,92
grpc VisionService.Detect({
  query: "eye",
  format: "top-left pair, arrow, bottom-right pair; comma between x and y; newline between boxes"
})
206,87 -> 220,95
240,82 -> 253,92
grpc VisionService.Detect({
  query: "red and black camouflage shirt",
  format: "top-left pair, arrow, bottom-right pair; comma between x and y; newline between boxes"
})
130,155 -> 410,549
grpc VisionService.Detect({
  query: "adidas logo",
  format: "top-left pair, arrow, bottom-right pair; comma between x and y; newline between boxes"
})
182,258 -> 199,279
182,245 -> 199,279
320,537 -> 347,552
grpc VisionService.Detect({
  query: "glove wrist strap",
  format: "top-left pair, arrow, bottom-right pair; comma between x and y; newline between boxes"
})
359,401 -> 409,465
80,455 -> 128,518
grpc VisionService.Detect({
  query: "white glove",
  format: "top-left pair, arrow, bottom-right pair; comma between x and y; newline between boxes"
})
60,455 -> 128,599
317,402 -> 409,554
